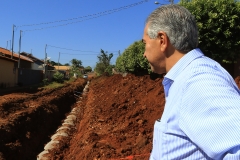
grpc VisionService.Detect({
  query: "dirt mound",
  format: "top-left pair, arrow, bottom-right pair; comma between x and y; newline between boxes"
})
235,76 -> 240,88
0,79 -> 87,160
45,74 -> 165,160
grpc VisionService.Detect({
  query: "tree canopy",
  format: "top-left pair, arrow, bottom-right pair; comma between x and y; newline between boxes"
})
115,40 -> 149,74
64,63 -> 70,66
70,59 -> 82,68
180,0 -> 240,62
84,66 -> 92,73
69,58 -> 82,76
94,49 -> 114,76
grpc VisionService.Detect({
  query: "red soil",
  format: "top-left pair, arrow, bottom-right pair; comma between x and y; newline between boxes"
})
0,74 -> 239,160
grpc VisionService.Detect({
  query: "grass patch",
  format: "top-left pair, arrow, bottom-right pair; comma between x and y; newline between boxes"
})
41,77 -> 76,89
41,81 -> 65,89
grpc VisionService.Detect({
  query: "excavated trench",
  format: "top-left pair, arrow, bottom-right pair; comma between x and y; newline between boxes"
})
37,81 -> 90,160
0,79 -> 87,160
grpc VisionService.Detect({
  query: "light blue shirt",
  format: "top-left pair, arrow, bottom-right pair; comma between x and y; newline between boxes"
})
150,48 -> 240,160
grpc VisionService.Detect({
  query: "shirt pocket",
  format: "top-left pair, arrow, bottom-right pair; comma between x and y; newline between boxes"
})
150,120 -> 168,160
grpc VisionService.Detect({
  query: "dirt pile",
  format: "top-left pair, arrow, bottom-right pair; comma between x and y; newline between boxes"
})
0,79 -> 87,160
235,76 -> 240,88
46,74 -> 165,160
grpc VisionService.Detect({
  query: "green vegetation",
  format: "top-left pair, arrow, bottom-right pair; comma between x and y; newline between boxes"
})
180,0 -> 240,63
70,58 -> 83,77
41,76 -> 75,89
42,81 -> 65,89
115,40 -> 150,74
94,49 -> 114,76
84,66 -> 92,73
53,71 -> 64,83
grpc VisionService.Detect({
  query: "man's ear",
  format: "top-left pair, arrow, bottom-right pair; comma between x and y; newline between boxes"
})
157,31 -> 168,52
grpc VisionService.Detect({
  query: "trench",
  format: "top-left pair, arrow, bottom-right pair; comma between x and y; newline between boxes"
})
0,81 -> 88,160
37,81 -> 90,160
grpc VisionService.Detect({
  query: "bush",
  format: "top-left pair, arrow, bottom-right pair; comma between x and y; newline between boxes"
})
42,78 -> 49,86
53,71 -> 64,83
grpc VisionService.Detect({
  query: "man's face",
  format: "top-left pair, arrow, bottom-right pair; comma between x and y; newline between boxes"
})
142,23 -> 166,74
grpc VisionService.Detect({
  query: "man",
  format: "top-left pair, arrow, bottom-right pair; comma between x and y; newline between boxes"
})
142,4 -> 240,160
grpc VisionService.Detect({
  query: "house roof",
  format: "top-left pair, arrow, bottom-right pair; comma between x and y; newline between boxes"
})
20,52 -> 44,63
0,47 -> 33,62
0,55 -> 18,62
54,65 -> 70,71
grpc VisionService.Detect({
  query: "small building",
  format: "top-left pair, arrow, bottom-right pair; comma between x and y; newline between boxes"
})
0,47 -> 33,69
0,47 -> 45,86
0,55 -> 18,88
20,52 -> 45,70
54,65 -> 70,78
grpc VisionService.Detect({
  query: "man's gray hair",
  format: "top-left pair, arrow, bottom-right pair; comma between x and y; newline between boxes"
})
146,4 -> 198,53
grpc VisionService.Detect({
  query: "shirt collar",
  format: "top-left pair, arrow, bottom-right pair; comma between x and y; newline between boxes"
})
164,48 -> 204,82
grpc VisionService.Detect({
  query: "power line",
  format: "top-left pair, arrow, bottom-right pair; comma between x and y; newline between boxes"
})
60,53 -> 119,55
21,0 -> 149,32
47,44 -> 119,53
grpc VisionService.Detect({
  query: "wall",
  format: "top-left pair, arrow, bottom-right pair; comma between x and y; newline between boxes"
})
45,70 -> 57,81
18,68 -> 43,86
0,58 -> 17,87
19,60 -> 32,69
32,63 -> 44,70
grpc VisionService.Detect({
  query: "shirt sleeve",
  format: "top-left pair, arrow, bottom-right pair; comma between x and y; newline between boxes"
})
179,69 -> 240,159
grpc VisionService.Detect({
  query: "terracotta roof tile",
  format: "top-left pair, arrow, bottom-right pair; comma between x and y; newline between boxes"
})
0,47 -> 33,62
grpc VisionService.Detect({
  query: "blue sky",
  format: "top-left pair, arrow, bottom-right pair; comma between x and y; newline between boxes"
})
0,0 -> 179,69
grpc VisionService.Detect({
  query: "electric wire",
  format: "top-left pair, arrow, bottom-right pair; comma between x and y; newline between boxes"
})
47,45 -> 119,54
21,0 -> 149,32
60,53 -> 118,55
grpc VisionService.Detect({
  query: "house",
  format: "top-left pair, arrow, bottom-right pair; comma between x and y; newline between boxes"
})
54,65 -> 70,78
0,47 -> 49,86
0,54 -> 18,88
0,47 -> 33,69
0,47 -> 36,87
20,52 -> 45,70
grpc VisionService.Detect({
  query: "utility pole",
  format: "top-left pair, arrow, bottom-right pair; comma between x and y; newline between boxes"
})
58,52 -> 60,70
169,0 -> 174,4
11,24 -> 16,59
18,30 -> 22,68
45,44 -> 47,78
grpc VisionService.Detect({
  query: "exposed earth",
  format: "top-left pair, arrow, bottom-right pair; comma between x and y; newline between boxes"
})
0,73 -> 239,160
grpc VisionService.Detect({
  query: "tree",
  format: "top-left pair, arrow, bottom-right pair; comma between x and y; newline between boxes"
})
94,49 -> 114,76
64,63 -> 70,66
179,0 -> 240,63
115,40 -> 150,74
53,71 -> 64,83
84,66 -> 92,72
70,59 -> 82,67
50,60 -> 61,66
70,58 -> 82,77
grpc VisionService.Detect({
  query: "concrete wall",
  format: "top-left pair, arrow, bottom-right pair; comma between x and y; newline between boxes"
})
0,59 -> 18,88
32,63 -> 44,70
18,68 -> 43,86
